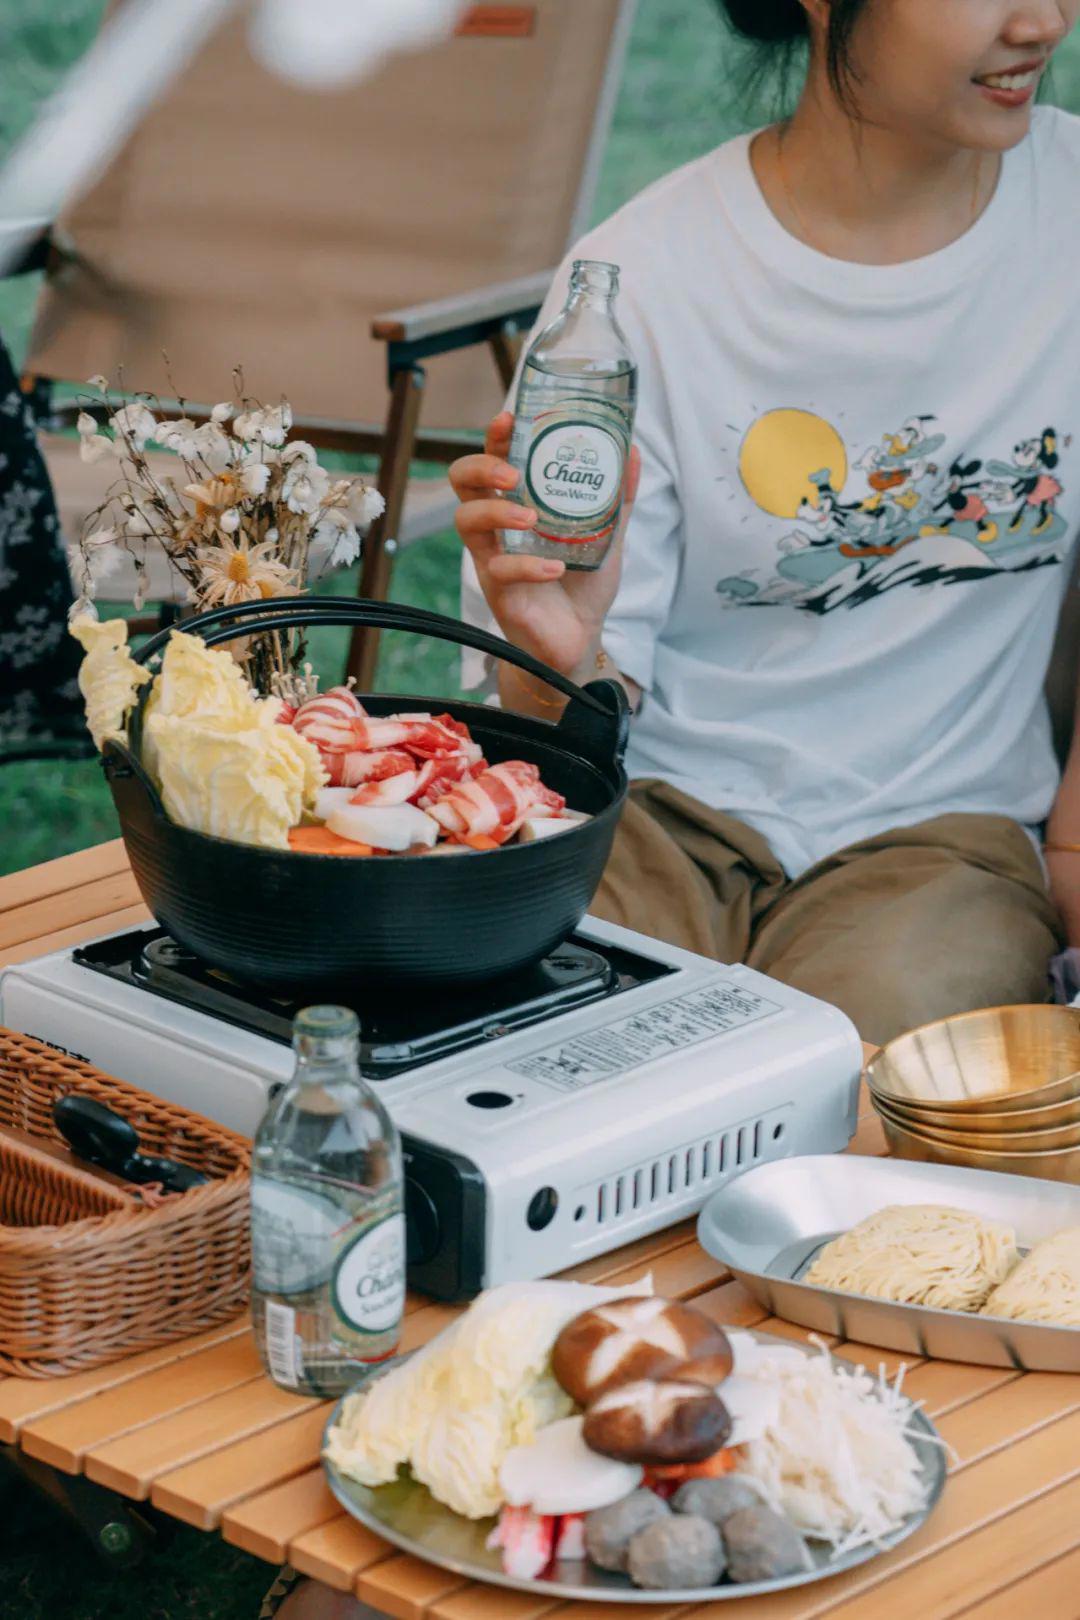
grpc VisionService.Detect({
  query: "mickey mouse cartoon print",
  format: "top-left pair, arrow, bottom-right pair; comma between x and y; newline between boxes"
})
716,407 -> 1071,614
927,458 -> 999,545
987,430 -> 1064,538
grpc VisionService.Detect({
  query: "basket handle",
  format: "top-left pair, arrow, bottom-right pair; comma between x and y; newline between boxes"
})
135,595 -> 614,718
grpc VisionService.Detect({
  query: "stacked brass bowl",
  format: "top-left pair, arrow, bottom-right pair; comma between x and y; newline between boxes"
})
867,1005 -> 1080,1183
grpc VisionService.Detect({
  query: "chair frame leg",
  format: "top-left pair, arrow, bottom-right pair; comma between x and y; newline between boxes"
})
348,363 -> 426,691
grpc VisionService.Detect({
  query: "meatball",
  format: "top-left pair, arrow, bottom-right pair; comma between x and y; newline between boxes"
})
671,1476 -> 763,1526
722,1504 -> 811,1584
584,1489 -> 670,1573
626,1514 -> 726,1591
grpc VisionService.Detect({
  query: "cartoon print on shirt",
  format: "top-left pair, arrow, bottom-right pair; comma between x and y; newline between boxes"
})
986,430 -> 1064,540
717,408 -> 1069,613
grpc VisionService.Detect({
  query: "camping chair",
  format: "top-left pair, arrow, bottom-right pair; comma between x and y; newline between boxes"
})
21,0 -> 636,686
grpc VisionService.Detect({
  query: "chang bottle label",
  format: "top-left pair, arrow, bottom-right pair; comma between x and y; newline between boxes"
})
332,1210 -> 407,1336
524,410 -> 627,539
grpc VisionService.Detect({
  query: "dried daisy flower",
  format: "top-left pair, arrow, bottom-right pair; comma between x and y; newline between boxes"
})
69,378 -> 383,690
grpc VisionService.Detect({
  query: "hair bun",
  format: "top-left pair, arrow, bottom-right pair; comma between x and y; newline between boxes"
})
719,0 -> 808,44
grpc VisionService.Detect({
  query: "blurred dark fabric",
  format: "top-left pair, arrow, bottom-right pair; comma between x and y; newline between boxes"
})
0,333 -> 91,763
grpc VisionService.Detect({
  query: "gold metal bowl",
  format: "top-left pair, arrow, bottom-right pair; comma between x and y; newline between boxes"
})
873,1095 -> 1080,1154
867,1005 -> 1080,1115
882,1087 -> 1080,1133
879,1111 -> 1080,1183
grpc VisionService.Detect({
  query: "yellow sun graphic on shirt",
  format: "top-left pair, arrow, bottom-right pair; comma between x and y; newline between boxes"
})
739,408 -> 849,519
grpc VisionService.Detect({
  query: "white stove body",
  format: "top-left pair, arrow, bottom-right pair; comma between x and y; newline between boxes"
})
0,917 -> 862,1297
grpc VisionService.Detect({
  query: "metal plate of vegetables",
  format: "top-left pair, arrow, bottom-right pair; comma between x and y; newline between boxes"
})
320,1282 -> 947,1604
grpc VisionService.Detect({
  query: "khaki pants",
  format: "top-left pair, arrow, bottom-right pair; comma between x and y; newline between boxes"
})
593,782 -> 1064,1047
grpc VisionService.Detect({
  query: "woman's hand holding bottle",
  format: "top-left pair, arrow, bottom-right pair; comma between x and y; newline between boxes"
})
451,410 -> 641,689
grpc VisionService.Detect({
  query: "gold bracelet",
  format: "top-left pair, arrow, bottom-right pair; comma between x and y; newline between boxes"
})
505,644 -> 611,711
1043,841 -> 1080,854
504,663 -> 565,711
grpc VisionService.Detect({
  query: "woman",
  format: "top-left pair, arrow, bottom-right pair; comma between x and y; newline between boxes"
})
452,0 -> 1080,1048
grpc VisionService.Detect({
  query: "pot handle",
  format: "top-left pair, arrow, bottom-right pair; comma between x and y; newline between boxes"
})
101,736 -> 168,817
136,595 -> 614,718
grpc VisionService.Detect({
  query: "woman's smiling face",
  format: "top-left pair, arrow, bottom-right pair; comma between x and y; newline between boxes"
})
827,1 -> 1079,151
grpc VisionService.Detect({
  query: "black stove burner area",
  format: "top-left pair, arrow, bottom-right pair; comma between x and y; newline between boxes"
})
73,928 -> 672,1079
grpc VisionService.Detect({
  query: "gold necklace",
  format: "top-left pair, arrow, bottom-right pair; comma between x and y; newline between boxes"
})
774,125 -> 987,256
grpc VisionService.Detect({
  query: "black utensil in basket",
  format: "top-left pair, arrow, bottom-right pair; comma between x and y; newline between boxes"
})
102,596 -> 629,990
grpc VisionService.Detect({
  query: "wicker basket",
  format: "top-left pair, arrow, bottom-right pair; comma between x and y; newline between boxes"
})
0,1028 -> 251,1377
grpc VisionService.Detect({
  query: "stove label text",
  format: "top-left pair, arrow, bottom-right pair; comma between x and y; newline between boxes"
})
503,982 -> 783,1091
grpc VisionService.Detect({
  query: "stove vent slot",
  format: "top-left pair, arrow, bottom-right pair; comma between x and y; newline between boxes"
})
582,1107 -> 788,1233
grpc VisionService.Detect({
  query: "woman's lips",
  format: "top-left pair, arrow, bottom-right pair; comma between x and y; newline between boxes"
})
973,62 -> 1043,109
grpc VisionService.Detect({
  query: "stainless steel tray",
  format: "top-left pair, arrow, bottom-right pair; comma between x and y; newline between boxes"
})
697,1156 -> 1080,1372
321,1332 -> 946,1605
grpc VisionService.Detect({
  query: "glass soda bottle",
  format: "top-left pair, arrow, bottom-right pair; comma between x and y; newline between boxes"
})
251,1005 -> 405,1398
503,258 -> 637,570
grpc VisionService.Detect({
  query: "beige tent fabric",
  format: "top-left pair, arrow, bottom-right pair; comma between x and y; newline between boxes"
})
27,0 -> 629,429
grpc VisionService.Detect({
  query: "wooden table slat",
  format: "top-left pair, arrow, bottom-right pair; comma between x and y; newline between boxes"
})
152,1403 -> 332,1529
288,1515 -> 390,1590
84,1377 -> 316,1498
949,1544 -> 1080,1620
0,1317 -> 247,1443
539,1604 -> 691,1620
562,1221 -> 697,1285
0,839 -> 129,916
222,1468 -> 341,1564
0,902 -> 150,969
892,1362 -> 1018,1420
429,1586 -> 563,1620
934,1372 -> 1080,1469
0,870 -> 143,954
818,1472 -> 1080,1620
355,1553 -> 470,1620
20,1334 -> 265,1471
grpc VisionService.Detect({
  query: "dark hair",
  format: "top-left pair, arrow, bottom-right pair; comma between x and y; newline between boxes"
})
718,0 -> 871,109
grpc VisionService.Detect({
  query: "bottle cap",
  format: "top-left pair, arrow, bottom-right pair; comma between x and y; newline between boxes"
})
294,1005 -> 359,1041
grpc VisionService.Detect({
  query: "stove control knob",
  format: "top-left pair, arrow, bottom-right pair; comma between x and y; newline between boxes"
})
526,1186 -> 558,1231
405,1177 -> 440,1265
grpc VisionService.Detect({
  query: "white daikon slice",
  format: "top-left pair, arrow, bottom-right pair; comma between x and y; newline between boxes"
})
327,803 -> 440,852
499,1417 -> 642,1516
314,787 -> 358,822
517,812 -> 590,843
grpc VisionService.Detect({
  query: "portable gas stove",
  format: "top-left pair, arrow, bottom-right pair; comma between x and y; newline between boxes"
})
0,918 -> 862,1300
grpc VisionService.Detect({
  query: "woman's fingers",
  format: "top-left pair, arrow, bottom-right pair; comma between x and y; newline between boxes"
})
484,411 -> 514,457
455,497 -> 537,539
487,552 -> 565,584
449,453 -> 519,499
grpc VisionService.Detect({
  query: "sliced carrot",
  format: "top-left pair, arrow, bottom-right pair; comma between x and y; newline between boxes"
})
644,1449 -> 738,1486
288,826 -> 376,857
460,833 -> 502,852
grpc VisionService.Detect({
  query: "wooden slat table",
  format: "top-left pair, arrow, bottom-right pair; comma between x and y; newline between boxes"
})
2,841 -> 1079,1620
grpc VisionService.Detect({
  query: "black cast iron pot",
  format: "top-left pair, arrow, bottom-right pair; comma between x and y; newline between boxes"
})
101,596 -> 629,990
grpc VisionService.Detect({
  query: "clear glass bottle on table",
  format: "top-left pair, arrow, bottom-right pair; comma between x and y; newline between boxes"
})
503,258 -> 638,570
251,1004 -> 404,1398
